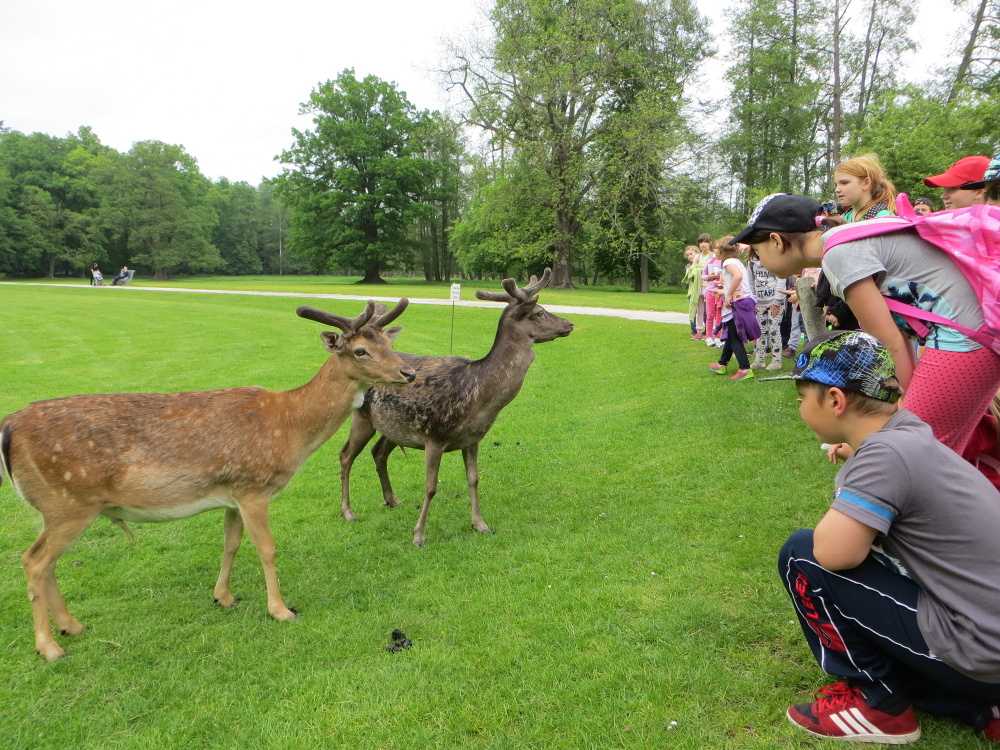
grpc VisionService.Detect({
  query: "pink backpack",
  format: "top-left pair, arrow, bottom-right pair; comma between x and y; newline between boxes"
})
823,194 -> 1000,355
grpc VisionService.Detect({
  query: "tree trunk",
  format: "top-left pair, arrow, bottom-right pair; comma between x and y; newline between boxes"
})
550,211 -> 576,289
832,0 -> 843,165
948,0 -> 989,102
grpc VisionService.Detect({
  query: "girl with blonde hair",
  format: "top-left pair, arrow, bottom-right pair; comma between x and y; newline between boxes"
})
834,154 -> 897,222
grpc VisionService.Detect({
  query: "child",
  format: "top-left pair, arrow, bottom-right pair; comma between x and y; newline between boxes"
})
700,234 -> 723,347
764,330 -> 1000,744
708,236 -> 759,380
746,243 -> 784,370
694,233 -> 713,340
682,246 -> 702,337
834,154 -> 897,222
733,192 -> 1000,459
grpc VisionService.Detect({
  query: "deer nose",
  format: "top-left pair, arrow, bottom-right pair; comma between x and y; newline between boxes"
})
402,370 -> 416,383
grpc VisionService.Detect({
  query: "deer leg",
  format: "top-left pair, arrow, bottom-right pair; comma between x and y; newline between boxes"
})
235,495 -> 297,621
462,443 -> 490,534
413,443 -> 445,547
371,436 -> 401,507
213,507 -> 244,608
23,510 -> 98,660
339,415 -> 377,522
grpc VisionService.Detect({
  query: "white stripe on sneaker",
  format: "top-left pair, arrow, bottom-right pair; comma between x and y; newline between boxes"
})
848,707 -> 885,734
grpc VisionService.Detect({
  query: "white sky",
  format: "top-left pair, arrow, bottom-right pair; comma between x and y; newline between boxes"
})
0,0 -> 968,186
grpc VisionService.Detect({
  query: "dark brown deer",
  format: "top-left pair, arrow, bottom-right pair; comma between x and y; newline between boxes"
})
339,270 -> 573,546
0,300 -> 414,660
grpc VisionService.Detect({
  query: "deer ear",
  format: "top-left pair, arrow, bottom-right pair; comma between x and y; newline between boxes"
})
321,331 -> 345,353
512,300 -> 536,321
383,325 -> 402,342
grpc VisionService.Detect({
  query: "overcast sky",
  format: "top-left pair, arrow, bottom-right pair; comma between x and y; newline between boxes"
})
0,0 -> 967,186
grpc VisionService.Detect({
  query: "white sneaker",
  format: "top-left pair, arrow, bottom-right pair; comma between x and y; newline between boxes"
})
751,359 -> 766,369
705,338 -> 715,347
766,360 -> 783,371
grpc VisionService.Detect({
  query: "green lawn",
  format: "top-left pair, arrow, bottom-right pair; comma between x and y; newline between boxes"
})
0,274 -> 690,313
0,285 -> 989,749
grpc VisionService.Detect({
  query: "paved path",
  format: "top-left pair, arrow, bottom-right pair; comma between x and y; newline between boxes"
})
1,282 -> 689,324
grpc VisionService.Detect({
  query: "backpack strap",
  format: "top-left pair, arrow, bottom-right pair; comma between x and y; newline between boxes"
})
883,298 -> 992,350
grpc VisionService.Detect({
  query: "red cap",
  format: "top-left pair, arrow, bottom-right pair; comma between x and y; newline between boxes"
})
923,156 -> 990,187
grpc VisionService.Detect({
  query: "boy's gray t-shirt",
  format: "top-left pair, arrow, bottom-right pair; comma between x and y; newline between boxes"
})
821,223 -> 983,352
831,408 -> 1000,682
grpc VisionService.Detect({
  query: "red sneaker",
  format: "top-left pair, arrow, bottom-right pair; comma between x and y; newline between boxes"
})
786,682 -> 920,744
982,705 -> 1000,742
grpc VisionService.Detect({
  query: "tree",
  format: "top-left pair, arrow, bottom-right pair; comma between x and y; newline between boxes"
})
93,141 -> 221,280
0,128 -> 104,277
451,156 -> 557,279
719,0 -> 829,210
211,178 -> 264,275
447,0 -> 710,289
948,0 -> 1000,100
274,70 -> 437,283
415,112 -> 467,282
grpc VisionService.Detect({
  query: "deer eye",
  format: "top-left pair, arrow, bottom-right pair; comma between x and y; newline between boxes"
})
354,348 -> 367,357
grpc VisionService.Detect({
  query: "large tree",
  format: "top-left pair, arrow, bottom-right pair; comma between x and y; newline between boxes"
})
93,141 -> 221,280
274,70 -> 436,283
0,128 -> 104,277
447,0 -> 709,289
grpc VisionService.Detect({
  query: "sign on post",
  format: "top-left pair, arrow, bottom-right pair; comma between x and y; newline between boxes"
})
449,284 -> 461,353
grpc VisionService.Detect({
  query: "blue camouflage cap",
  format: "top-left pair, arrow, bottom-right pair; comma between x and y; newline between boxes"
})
761,330 -> 902,403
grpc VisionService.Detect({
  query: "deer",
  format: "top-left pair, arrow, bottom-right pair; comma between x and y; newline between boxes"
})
0,299 -> 414,661
338,269 -> 573,546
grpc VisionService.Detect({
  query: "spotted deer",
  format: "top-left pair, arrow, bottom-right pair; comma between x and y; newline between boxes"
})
0,300 -> 414,660
339,269 -> 573,546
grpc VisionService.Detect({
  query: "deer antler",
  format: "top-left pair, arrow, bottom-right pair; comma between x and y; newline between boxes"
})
297,301 -> 376,332
373,299 -> 408,328
475,268 -> 552,304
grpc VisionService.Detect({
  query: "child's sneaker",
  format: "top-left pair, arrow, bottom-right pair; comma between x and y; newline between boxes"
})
730,368 -> 754,380
766,359 -> 783,370
980,705 -> 1000,742
692,333 -> 704,340
786,682 -> 920,744
751,357 -> 766,369
709,363 -> 728,374
783,347 -> 796,358
706,337 -> 716,347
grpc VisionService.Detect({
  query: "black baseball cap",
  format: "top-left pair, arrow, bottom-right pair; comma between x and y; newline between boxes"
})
731,193 -> 824,245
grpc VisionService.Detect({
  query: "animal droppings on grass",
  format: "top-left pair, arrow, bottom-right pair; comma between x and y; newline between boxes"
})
386,629 -> 412,653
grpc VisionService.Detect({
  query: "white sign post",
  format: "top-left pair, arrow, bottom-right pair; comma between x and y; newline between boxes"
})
449,284 -> 461,353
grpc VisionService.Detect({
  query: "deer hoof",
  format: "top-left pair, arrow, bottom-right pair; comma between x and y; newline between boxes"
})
58,619 -> 85,636
385,496 -> 401,508
473,522 -> 492,534
270,606 -> 298,622
214,595 -> 238,609
37,643 -> 67,661
342,511 -> 358,523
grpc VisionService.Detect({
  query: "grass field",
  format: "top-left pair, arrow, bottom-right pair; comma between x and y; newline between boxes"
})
0,275 -> 690,313
0,283 -> 991,749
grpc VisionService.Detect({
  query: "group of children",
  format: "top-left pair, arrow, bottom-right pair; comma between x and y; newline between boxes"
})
685,152 -> 1000,743
684,235 -> 786,381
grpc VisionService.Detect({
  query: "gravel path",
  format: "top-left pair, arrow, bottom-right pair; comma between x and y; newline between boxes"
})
1,282 -> 689,325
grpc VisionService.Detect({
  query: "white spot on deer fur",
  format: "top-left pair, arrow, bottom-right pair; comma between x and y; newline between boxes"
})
352,390 -> 365,409
274,429 -> 282,438
63,471 -> 72,481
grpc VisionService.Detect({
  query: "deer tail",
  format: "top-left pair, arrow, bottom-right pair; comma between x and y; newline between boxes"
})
0,423 -> 12,489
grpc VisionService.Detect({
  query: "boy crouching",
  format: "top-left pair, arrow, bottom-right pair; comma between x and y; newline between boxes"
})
766,330 -> 1000,744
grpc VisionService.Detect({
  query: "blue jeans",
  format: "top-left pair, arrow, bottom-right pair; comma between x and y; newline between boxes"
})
778,529 -> 1000,728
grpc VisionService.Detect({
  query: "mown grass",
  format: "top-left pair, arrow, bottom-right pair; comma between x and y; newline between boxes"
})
0,275 -> 689,313
0,284 -> 990,749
